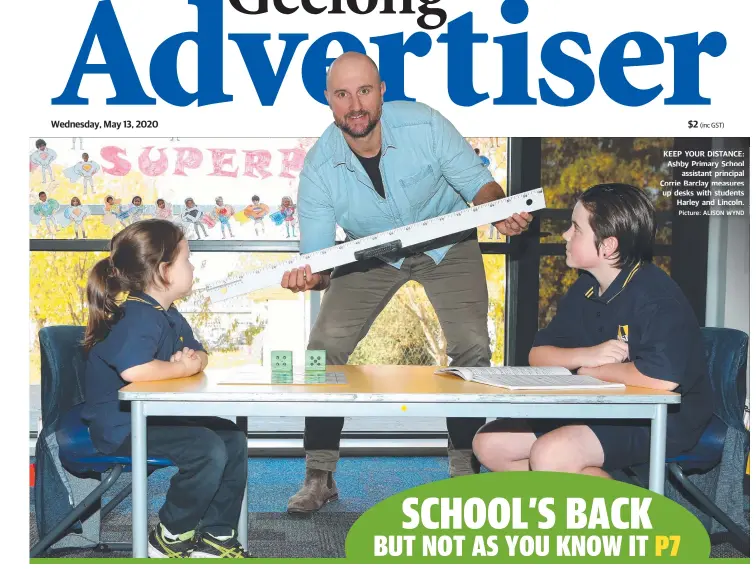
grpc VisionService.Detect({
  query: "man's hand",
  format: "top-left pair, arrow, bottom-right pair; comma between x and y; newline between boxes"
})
494,211 -> 533,237
578,340 -> 629,368
281,264 -> 324,293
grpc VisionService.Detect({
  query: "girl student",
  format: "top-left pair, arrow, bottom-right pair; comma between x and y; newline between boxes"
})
81,219 -> 250,559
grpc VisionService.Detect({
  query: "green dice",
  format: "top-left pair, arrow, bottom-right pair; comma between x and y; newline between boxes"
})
271,350 -> 293,371
305,350 -> 327,371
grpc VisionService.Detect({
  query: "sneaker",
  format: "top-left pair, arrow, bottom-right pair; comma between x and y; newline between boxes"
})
147,523 -> 195,558
191,530 -> 251,558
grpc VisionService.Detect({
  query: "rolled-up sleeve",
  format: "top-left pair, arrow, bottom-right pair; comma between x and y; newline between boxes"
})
298,167 -> 337,255
430,108 -> 495,203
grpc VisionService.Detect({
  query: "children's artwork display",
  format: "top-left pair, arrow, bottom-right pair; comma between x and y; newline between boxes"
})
28,137 -> 509,241
28,137 -> 316,240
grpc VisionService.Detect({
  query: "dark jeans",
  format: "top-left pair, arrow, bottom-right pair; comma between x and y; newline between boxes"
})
114,417 -> 247,535
304,237 -> 490,469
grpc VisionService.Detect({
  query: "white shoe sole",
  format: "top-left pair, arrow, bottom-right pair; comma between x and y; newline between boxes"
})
147,542 -> 168,558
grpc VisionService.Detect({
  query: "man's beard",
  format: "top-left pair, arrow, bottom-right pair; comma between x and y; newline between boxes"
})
335,109 -> 380,138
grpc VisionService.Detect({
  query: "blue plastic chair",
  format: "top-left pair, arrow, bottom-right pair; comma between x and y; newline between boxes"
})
30,326 -> 173,558
665,327 -> 749,554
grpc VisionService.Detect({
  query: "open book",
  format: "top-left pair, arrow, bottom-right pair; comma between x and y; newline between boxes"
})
434,366 -> 625,391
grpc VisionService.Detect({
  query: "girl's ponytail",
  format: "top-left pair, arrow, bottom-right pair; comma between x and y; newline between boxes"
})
83,257 -> 125,352
83,219 -> 186,352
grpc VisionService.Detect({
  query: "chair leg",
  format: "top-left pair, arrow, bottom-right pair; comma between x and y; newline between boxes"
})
667,463 -> 750,555
30,465 -> 125,558
101,465 -> 162,520
94,542 -> 132,553
100,481 -> 133,520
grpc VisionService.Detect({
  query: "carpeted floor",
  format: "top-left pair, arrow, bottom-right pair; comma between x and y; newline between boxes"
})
30,457 -> 749,559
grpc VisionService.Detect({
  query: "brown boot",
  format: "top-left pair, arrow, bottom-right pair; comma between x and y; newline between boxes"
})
286,468 -> 339,514
448,449 -> 481,477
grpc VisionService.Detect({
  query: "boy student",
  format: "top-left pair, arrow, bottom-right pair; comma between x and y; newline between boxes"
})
473,183 -> 713,478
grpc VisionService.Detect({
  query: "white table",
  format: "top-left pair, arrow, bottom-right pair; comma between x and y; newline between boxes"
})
119,364 -> 679,558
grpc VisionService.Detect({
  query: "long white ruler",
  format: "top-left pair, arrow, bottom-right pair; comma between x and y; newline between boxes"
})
204,188 -> 545,302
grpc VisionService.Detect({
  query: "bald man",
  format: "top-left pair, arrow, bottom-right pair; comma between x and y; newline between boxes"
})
281,52 -> 532,514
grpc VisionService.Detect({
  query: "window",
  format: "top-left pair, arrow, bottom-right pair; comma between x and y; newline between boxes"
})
30,136 -> 512,439
537,137 -> 675,327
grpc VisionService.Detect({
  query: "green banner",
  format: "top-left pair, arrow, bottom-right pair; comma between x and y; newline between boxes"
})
345,472 -> 711,563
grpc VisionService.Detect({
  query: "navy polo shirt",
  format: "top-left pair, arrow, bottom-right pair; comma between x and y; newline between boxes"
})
533,262 -> 713,453
82,291 -> 204,454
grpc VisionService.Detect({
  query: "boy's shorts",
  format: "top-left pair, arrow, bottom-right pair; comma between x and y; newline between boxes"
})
530,419 -> 656,472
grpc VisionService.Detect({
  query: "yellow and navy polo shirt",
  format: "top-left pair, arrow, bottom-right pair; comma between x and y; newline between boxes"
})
82,291 -> 204,454
533,262 -> 713,454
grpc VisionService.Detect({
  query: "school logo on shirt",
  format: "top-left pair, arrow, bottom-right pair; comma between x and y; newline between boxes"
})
617,325 -> 629,343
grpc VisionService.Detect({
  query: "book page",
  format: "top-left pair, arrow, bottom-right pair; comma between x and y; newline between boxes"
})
436,366 -> 570,380
469,374 -> 625,390
472,366 -> 572,377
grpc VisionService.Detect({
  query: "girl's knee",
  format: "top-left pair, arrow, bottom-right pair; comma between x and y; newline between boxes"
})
226,429 -> 249,459
195,429 -> 228,467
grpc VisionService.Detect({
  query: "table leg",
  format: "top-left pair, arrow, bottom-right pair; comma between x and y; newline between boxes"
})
649,403 -> 667,495
131,401 -> 148,558
238,482 -> 248,549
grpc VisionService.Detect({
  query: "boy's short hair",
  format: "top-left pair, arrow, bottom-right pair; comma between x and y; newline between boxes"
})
35,139 -> 46,149
578,183 -> 656,268
38,191 -> 46,198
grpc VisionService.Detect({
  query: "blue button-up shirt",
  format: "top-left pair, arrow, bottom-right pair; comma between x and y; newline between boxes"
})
298,101 -> 494,267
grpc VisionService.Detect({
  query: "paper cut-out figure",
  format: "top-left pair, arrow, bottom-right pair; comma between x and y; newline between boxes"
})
33,191 -> 60,237
64,152 -> 101,194
102,195 -> 122,228
182,197 -> 208,239
30,139 -> 57,184
64,196 -> 90,239
155,198 -> 175,221
244,195 -> 270,236
213,196 -> 235,239
124,195 -> 146,224
279,196 -> 297,238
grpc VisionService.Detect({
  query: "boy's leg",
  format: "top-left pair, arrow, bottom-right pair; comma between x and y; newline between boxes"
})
529,425 -> 607,476
473,419 -> 537,471
536,419 -> 648,478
